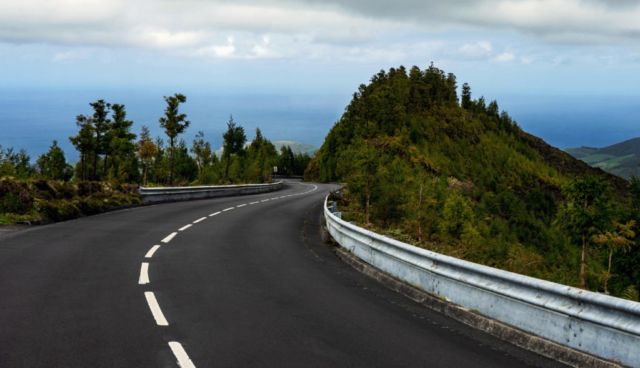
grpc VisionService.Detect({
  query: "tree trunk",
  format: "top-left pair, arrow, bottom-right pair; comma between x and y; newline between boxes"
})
366,176 -> 371,225
93,152 -> 97,181
169,138 -> 174,186
222,155 -> 231,184
144,160 -> 149,186
581,230 -> 586,289
606,249 -> 613,293
418,184 -> 423,243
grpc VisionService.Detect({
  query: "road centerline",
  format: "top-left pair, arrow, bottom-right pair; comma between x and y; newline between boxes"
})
209,211 -> 221,216
144,292 -> 168,326
193,217 -> 207,224
223,207 -> 234,211
161,232 -> 178,243
139,263 -> 150,284
145,245 -> 161,258
179,224 -> 192,231
169,342 -> 196,368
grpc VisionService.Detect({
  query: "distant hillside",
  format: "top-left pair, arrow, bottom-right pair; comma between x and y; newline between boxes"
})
215,140 -> 317,157
565,137 -> 640,180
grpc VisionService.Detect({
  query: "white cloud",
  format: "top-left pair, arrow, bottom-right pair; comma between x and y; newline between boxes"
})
458,41 -> 493,59
495,52 -> 516,62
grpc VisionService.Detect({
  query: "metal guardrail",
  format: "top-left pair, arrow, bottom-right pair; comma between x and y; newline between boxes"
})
324,197 -> 640,367
139,181 -> 284,202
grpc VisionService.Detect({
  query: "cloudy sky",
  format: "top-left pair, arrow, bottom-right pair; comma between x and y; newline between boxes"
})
1,0 -> 640,150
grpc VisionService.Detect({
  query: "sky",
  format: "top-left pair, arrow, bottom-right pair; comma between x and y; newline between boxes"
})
1,0 -> 640,157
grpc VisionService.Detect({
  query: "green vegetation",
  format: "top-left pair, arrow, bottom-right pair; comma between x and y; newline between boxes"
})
0,178 -> 141,225
1,95 -> 313,224
307,64 -> 640,299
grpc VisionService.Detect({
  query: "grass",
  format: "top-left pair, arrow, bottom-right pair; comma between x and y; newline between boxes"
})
581,154 -> 617,164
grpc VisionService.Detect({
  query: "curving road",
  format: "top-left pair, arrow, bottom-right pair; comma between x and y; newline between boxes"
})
0,181 -> 568,367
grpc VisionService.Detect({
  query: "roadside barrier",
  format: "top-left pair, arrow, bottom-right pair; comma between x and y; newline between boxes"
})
324,196 -> 640,367
139,182 -> 283,203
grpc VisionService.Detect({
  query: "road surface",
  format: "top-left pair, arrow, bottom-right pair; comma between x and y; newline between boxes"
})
0,181 -> 567,367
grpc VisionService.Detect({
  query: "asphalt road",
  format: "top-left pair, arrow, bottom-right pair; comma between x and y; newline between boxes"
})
0,181 -> 568,368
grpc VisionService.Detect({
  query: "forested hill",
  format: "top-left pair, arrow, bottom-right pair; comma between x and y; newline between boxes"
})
304,64 -> 639,295
565,137 -> 640,180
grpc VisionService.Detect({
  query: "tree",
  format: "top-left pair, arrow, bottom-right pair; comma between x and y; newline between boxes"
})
89,100 -> 112,180
190,131 -> 212,185
159,94 -> 190,186
108,103 -> 137,173
69,115 -> 96,181
461,83 -> 471,110
221,115 -> 246,184
557,176 -> 611,289
351,140 -> 380,225
36,140 -> 72,181
592,220 -> 635,294
137,125 -> 157,186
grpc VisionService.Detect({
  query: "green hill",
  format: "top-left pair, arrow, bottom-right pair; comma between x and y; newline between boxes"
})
565,138 -> 640,179
306,64 -> 635,293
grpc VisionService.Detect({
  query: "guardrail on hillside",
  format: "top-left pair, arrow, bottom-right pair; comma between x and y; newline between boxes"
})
324,197 -> 640,367
138,181 -> 284,203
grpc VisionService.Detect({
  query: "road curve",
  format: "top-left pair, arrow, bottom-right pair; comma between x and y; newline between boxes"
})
0,181 -> 568,367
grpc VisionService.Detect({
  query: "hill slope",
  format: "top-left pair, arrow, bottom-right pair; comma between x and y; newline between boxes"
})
306,64 -> 631,291
565,137 -> 640,179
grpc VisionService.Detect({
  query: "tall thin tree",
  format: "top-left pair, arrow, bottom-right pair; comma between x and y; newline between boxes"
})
221,115 -> 246,184
159,94 -> 190,186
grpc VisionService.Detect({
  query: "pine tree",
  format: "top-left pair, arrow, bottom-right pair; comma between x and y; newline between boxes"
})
221,115 -> 246,184
190,131 -> 212,185
159,94 -> 190,186
461,83 -> 472,110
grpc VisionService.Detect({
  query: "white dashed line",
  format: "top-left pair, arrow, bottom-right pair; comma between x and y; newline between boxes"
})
145,292 -> 168,326
250,201 -> 259,204
271,197 -> 279,200
139,263 -> 150,284
261,199 -> 270,202
161,232 -> 177,243
169,342 -> 196,368
193,217 -> 206,224
280,196 -> 286,198
179,224 -> 192,231
237,204 -> 247,207
145,245 -> 161,258
209,211 -> 221,216
223,207 -> 234,211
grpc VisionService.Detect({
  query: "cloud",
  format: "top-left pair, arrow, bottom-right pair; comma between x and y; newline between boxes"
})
495,52 -> 516,62
458,41 -> 493,59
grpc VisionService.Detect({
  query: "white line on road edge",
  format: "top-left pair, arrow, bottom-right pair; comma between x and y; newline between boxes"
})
223,207 -> 234,211
145,292 -> 168,326
209,211 -> 221,217
139,263 -> 150,284
161,232 -> 177,243
249,201 -> 259,204
179,224 -> 192,231
145,245 -> 161,258
236,204 -> 247,207
169,342 -> 196,368
193,217 -> 207,224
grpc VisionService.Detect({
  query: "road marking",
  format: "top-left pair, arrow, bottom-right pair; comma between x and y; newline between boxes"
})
261,199 -> 270,202
223,207 -> 234,211
209,211 -> 221,217
161,232 -> 177,243
271,197 -> 279,200
237,204 -> 247,207
145,292 -> 168,326
145,245 -> 161,258
250,201 -> 259,204
193,217 -> 206,224
179,224 -> 192,231
169,342 -> 196,368
280,196 -> 286,198
139,263 -> 150,284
